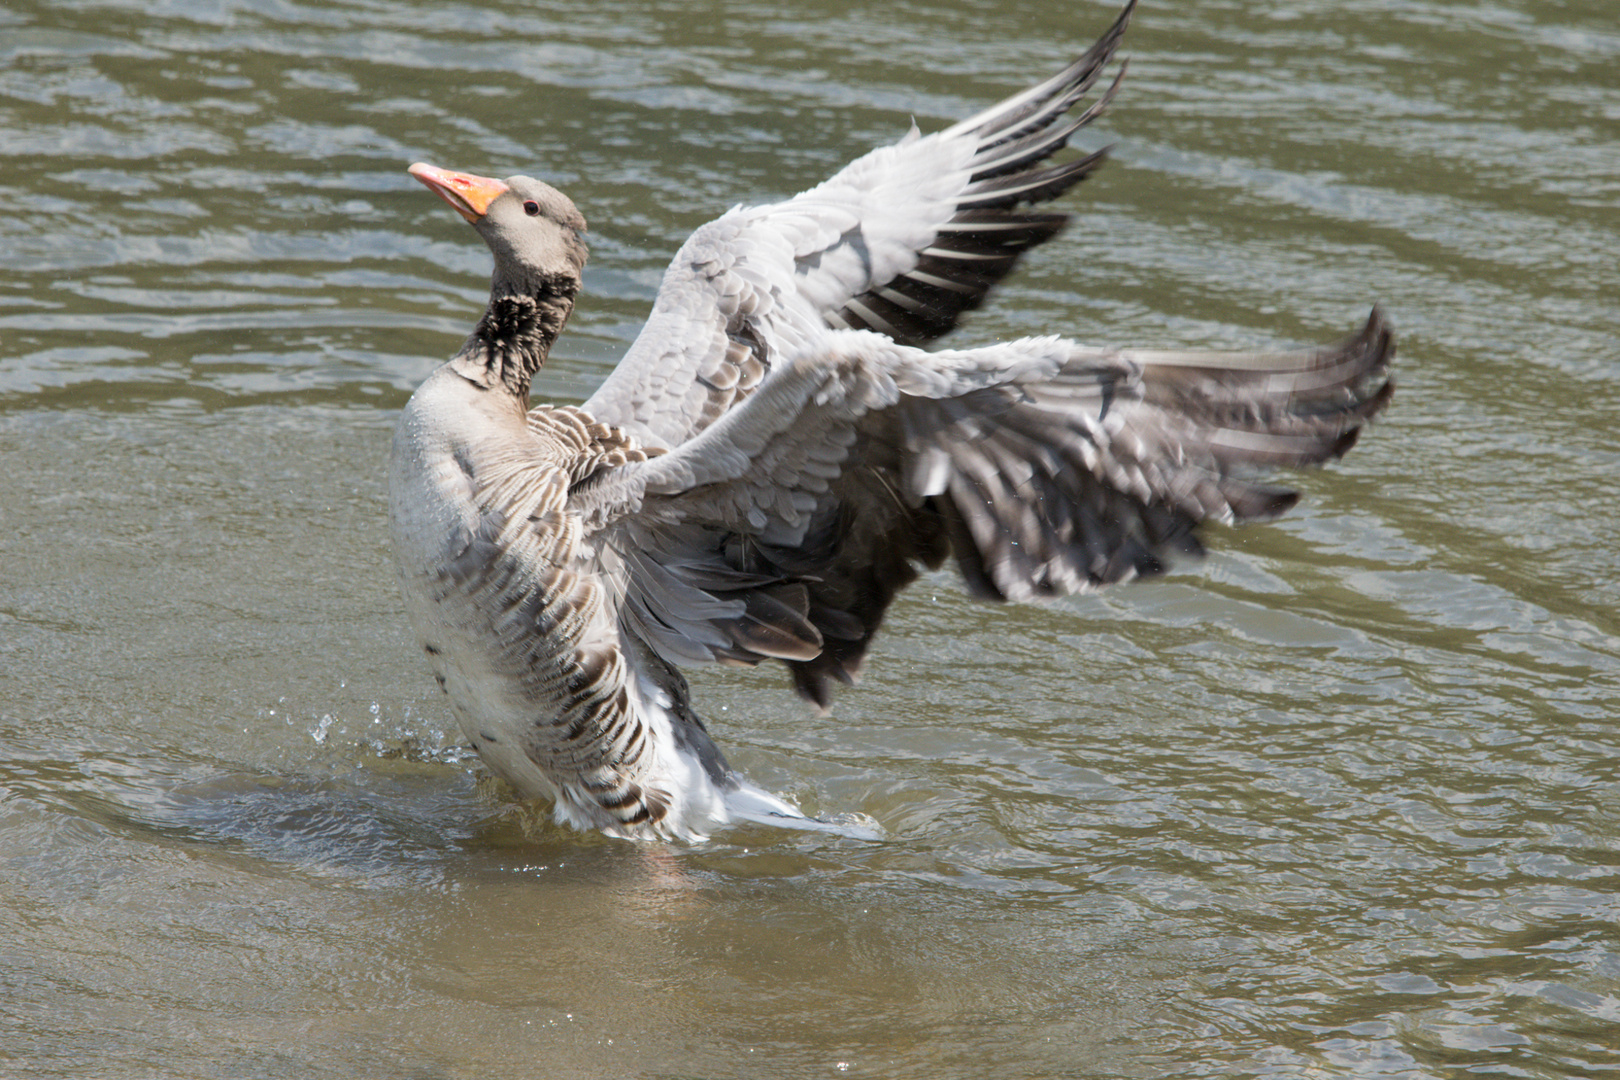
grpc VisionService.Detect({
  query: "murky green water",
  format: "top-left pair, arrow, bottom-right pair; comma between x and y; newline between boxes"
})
3,0 -> 1617,1076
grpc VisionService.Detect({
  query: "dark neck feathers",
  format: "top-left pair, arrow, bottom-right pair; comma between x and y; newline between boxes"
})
451,272 -> 580,400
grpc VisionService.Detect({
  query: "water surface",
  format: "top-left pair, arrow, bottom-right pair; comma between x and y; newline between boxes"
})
2,0 -> 1618,1076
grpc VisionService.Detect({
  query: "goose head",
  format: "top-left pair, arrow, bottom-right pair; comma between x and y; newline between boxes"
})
409,162 -> 588,291
408,162 -> 589,395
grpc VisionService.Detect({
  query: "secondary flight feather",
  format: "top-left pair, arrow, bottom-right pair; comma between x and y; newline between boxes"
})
389,0 -> 1394,840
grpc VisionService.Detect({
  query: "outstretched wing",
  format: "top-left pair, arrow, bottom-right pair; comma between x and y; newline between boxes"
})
575,309 -> 1395,707
581,1 -> 1135,448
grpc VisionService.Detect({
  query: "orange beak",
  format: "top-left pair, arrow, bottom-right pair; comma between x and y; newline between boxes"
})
408,162 -> 509,223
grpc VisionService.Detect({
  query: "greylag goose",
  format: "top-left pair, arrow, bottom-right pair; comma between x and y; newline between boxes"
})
389,0 -> 1394,841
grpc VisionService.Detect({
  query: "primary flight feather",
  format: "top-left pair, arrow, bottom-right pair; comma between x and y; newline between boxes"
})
389,0 -> 1394,841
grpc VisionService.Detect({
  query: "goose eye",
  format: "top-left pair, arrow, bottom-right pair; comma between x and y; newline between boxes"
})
522,200 -> 541,216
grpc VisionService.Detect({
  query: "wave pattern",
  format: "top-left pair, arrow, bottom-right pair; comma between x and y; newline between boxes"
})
1,0 -> 1616,1076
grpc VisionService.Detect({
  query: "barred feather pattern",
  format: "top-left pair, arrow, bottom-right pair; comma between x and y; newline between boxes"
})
400,397 -> 683,832
582,1 -> 1136,448
577,311 -> 1394,708
827,3 -> 1131,343
394,1 -> 1395,841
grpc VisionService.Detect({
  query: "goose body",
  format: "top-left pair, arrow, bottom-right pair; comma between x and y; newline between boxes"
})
389,1 -> 1394,841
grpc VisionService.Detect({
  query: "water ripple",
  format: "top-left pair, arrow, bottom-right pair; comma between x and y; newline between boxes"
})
2,0 -> 1618,1076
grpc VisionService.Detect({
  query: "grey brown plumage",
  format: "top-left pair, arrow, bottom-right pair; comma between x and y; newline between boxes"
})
389,1 -> 1395,840
828,2 -> 1131,344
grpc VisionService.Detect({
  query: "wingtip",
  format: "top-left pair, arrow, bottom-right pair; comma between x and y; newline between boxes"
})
942,0 -> 1136,143
1356,305 -> 1397,402
1116,0 -> 1139,35
1363,304 -> 1396,362
1097,0 -> 1138,64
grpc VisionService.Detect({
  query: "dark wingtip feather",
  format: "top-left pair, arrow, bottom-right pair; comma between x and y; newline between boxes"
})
960,0 -> 1135,143
1260,489 -> 1301,519
1359,304 -> 1396,380
1340,307 -> 1397,431
831,3 -> 1134,347
792,668 -> 834,712
1330,427 -> 1363,459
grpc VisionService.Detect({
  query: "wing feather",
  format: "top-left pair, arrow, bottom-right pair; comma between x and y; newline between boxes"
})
582,1 -> 1135,447
575,308 -> 1394,707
